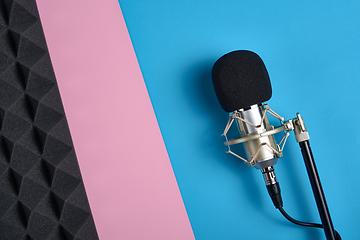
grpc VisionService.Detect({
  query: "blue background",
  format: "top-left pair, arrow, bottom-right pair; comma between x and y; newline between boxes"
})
118,1 -> 359,239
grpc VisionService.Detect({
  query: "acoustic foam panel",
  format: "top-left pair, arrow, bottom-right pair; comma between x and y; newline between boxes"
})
36,0 -> 195,239
0,0 -> 98,239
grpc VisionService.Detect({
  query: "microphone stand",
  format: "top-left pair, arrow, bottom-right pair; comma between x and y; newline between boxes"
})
293,114 -> 336,240
221,107 -> 340,239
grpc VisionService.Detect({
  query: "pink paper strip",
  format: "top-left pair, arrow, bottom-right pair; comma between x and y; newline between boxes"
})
36,0 -> 195,239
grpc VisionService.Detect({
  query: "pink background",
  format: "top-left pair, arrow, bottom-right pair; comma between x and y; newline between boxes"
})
36,0 -> 194,239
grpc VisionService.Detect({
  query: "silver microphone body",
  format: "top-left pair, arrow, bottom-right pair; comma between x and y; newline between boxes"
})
237,104 -> 284,208
237,104 -> 278,169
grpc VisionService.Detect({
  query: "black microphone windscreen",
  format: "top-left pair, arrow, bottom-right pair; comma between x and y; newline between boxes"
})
212,50 -> 272,112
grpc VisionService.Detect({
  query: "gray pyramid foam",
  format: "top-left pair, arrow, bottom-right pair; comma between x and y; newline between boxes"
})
0,0 -> 99,239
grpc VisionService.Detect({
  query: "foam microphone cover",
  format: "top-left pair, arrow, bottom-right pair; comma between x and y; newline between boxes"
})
212,50 -> 272,112
0,0 -> 98,239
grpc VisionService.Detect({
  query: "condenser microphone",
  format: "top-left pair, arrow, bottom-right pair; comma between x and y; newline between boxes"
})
212,50 -> 341,240
212,50 -> 284,208
212,50 -> 281,169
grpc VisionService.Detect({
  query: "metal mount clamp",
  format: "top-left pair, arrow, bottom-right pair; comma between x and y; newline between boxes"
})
293,113 -> 310,142
222,105 -> 293,167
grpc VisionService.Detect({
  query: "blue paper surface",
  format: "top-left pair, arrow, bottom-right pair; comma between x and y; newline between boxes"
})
118,0 -> 359,239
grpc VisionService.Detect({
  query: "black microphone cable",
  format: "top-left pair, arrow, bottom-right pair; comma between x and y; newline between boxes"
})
265,175 -> 342,239
277,206 -> 342,240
